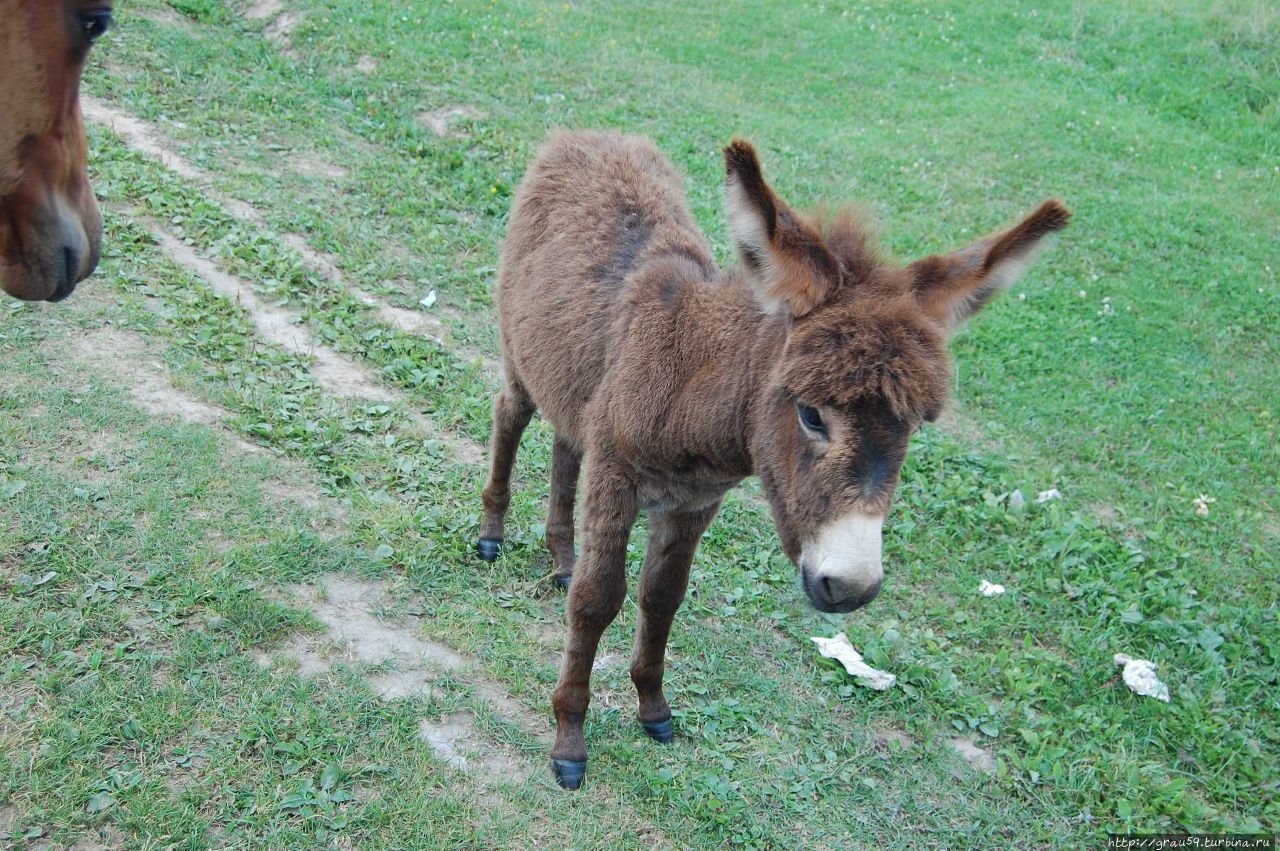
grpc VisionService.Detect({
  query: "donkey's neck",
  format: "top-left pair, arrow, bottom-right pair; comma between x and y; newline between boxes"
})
614,265 -> 786,482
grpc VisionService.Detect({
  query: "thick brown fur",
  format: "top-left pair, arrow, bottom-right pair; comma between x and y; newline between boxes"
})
479,130 -> 1069,785
0,0 -> 111,302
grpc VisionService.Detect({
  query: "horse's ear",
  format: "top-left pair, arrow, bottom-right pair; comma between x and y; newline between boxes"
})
723,139 -> 841,318
908,200 -> 1071,332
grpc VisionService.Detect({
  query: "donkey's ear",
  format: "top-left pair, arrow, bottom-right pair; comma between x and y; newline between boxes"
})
907,200 -> 1071,332
724,139 -> 841,318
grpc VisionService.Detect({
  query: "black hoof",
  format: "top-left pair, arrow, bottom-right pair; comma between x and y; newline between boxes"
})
551,758 -> 586,790
640,719 -> 674,744
553,573 -> 572,591
477,538 -> 503,563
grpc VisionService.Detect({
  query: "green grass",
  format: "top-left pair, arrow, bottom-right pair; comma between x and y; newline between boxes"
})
2,0 -> 1277,847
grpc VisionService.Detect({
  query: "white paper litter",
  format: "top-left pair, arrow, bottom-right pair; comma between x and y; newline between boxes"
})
1008,489 -> 1026,510
1034,488 -> 1063,504
419,289 -> 438,309
810,633 -> 896,691
1113,653 -> 1170,702
979,580 -> 1006,597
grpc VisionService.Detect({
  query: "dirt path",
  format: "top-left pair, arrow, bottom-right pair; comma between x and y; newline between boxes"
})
81,96 -> 500,377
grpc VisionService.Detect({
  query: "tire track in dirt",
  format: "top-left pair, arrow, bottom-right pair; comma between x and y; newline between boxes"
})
81,96 -> 500,378
151,230 -> 390,403
144,227 -> 484,463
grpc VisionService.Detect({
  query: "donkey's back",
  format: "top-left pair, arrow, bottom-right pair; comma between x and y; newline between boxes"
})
496,131 -> 714,442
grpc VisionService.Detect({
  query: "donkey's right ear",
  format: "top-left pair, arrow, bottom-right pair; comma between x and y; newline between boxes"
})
724,139 -> 840,318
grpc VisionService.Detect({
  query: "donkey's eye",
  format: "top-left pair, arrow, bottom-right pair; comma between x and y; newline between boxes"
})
796,403 -> 828,439
79,10 -> 114,44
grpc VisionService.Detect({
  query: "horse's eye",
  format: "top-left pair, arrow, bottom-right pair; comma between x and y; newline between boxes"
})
79,10 -> 113,45
796,402 -> 828,439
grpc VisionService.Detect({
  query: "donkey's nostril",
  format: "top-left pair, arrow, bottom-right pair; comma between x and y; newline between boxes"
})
805,570 -> 881,613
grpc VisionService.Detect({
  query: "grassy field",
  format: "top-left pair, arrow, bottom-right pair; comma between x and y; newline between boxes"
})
2,0 -> 1277,847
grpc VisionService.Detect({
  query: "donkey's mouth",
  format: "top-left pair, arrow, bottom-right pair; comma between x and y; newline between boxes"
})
801,563 -> 882,613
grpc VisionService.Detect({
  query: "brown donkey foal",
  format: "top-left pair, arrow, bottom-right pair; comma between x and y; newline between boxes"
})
479,131 -> 1069,789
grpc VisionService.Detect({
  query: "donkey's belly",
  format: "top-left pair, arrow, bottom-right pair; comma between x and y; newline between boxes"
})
634,465 -> 741,514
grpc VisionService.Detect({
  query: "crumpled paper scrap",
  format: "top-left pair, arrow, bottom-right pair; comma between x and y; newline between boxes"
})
1113,653 -> 1170,702
979,580 -> 1006,597
1034,488 -> 1063,504
810,633 -> 896,691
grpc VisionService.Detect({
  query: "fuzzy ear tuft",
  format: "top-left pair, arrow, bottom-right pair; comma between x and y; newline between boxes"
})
908,199 -> 1071,332
723,139 -> 840,318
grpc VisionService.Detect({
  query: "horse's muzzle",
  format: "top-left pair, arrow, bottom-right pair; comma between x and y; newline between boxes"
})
17,199 -> 101,302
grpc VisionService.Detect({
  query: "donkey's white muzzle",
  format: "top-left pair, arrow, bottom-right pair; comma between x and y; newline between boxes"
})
799,513 -> 884,613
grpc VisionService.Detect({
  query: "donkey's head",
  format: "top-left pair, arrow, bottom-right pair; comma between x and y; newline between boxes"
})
724,140 -> 1069,613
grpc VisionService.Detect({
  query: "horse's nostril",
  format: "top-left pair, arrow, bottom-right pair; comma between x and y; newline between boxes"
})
820,575 -> 836,605
63,246 -> 77,286
48,245 -> 82,302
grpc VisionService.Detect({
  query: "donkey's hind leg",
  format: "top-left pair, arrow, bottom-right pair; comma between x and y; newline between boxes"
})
478,379 -> 536,561
630,501 -> 721,743
545,433 -> 582,589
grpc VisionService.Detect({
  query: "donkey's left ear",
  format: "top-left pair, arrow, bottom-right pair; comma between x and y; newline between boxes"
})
907,200 -> 1071,332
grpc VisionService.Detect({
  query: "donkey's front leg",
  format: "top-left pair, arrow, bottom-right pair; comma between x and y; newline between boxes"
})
630,502 -> 721,743
550,460 -> 638,790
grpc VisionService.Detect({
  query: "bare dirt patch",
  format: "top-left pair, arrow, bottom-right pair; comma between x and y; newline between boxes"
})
873,728 -> 915,751
353,289 -> 447,340
417,106 -> 485,139
258,574 -> 552,784
1087,501 -> 1120,525
244,0 -> 283,20
275,239 -> 500,381
71,327 -> 340,523
72,328 -> 257,452
82,97 -> 203,183
353,54 -> 377,74
291,153 -> 349,181
935,404 -> 987,446
263,11 -> 304,45
264,575 -> 549,739
67,830 -> 128,851
419,712 -> 534,785
288,576 -> 469,676
134,4 -> 196,30
947,737 -> 997,775
0,806 -> 20,842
